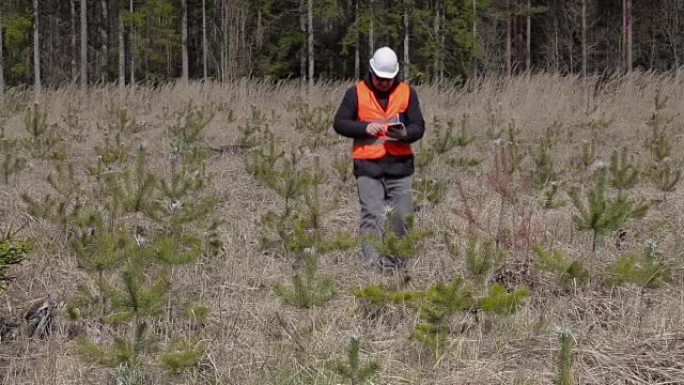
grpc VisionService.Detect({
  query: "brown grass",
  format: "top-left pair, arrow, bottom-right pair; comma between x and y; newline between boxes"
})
2,72 -> 684,384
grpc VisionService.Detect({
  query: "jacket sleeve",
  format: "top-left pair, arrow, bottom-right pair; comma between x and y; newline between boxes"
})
333,86 -> 369,139
400,86 -> 426,144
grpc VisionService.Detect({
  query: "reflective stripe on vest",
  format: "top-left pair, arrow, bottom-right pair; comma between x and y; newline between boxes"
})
353,81 -> 413,159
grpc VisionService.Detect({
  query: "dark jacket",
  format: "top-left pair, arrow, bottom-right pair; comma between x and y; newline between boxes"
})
332,74 -> 425,178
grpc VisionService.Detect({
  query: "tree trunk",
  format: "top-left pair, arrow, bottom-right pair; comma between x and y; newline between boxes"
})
48,15 -> 54,83
581,0 -> 587,76
434,0 -> 441,81
256,8 -> 263,50
181,0 -> 189,81
101,0 -> 108,83
307,0 -> 314,90
71,0 -> 77,82
369,0 -> 374,57
33,0 -> 41,93
553,0 -> 559,72
623,0 -> 633,72
202,0 -> 208,81
506,1 -> 511,77
403,0 -> 409,80
354,0 -> 360,79
118,8 -> 125,87
299,0 -> 306,80
130,0 -> 135,85
649,0 -> 655,69
240,6 -> 246,75
674,4 -> 680,69
526,0 -> 531,71
80,0 -> 88,88
220,0 -> 226,81
472,0 -> 477,79
626,0 -> 632,72
0,6 -> 4,97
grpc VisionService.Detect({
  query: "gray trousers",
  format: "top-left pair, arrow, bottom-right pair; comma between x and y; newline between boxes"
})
356,175 -> 412,267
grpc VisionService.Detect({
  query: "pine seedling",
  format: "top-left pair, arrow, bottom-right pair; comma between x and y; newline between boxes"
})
504,122 -> 526,174
455,114 -> 475,148
273,248 -> 336,308
485,100 -> 504,140
372,214 -> 431,267
259,153 -> 354,257
158,169 -> 217,236
245,132 -> 282,183
555,327 -> 575,385
429,115 -> 473,155
412,276 -> 473,353
254,147 -> 315,208
353,274 -> 528,354
22,102 -> 64,159
417,276 -> 473,322
645,91 -> 672,163
649,157 -> 681,202
608,147 -> 639,192
71,215 -> 129,274
568,169 -> 649,253
0,136 -> 28,183
532,244 -> 588,287
158,338 -> 204,374
429,116 -> 450,154
61,103 -> 84,141
89,129 -> 129,184
464,237 -> 505,286
579,139 -> 596,170
239,105 -> 272,150
477,284 -> 528,316
443,230 -> 460,261
21,159 -> 86,235
0,233 -> 31,293
352,283 -> 420,306
413,322 -> 450,355
354,278 -> 471,355
205,219 -> 223,257
489,126 -> 526,202
77,258 -> 170,374
332,336 -> 380,385
415,141 -> 435,174
157,146 -> 218,238
606,240 -> 669,289
23,102 -> 48,146
86,115 -> 134,192
533,123 -> 562,183
75,212 -> 212,380
333,153 -> 351,184
105,104 -> 145,135
168,104 -> 214,153
413,175 -> 446,209
446,155 -> 482,169
291,101 -> 336,150
101,146 -> 160,226
542,182 -> 565,209
531,135 -> 556,188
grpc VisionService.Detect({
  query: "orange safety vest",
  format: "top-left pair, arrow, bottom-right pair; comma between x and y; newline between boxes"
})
353,81 -> 413,159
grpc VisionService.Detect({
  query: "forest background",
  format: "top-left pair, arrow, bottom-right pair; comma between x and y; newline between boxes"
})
0,0 -> 677,89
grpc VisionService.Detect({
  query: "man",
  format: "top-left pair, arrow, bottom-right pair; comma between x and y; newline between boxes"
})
333,46 -> 426,273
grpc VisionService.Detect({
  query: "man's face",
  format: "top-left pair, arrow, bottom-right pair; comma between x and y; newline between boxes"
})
371,73 -> 394,92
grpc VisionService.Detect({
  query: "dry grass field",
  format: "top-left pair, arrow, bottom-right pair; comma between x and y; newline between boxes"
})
2,72 -> 684,385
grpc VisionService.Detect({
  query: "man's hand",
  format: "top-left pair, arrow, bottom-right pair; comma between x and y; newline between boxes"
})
387,123 -> 407,139
366,122 -> 383,136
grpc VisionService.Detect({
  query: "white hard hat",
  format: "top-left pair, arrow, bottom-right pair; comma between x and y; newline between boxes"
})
369,47 -> 399,79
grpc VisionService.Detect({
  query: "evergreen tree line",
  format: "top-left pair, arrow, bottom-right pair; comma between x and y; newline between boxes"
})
0,0 -> 681,91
